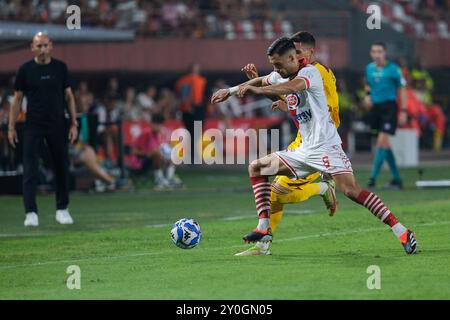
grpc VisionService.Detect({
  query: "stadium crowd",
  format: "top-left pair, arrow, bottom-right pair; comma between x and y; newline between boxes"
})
2,0 -> 448,39
0,0 -> 288,38
353,0 -> 450,39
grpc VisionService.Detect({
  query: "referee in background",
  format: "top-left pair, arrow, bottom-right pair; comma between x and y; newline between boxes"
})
364,42 -> 407,189
8,32 -> 78,227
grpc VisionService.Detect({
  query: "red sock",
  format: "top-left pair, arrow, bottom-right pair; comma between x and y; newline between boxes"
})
355,189 -> 399,227
250,176 -> 271,219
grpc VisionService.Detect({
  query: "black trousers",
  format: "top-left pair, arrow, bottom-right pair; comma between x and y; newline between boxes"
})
22,125 -> 69,214
182,104 -> 205,161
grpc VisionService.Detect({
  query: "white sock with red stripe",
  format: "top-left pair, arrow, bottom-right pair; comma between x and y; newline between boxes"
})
355,189 -> 407,239
250,176 -> 271,231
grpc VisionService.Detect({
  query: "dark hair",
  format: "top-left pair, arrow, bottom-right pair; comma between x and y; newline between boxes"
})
371,42 -> 386,49
290,31 -> 316,48
267,37 -> 296,56
151,113 -> 165,124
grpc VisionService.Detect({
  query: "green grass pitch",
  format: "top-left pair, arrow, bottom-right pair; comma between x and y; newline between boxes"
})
1,166 -> 450,299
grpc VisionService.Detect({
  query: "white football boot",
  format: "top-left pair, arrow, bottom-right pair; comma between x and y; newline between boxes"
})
56,209 -> 74,225
24,212 -> 39,227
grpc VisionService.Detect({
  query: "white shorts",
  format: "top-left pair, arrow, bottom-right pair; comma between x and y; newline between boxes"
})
274,144 -> 353,180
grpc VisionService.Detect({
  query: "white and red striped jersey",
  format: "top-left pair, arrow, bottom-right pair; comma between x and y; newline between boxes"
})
263,65 -> 341,150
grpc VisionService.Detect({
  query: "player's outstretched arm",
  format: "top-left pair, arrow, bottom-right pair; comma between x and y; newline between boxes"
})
211,76 -> 266,104
238,78 -> 306,97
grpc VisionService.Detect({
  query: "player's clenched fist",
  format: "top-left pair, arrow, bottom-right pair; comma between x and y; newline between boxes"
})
271,100 -> 288,112
211,89 -> 230,104
241,63 -> 259,80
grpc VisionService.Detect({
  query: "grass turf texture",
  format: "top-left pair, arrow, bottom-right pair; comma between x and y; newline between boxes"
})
1,166 -> 450,299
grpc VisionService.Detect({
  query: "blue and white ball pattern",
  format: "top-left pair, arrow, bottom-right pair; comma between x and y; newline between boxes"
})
170,218 -> 202,249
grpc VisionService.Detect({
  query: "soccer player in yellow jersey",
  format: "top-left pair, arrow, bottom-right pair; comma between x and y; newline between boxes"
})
236,31 -> 340,256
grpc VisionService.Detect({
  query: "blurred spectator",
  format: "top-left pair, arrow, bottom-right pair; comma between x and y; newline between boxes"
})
106,77 -> 121,99
410,62 -> 446,151
0,93 -> 13,170
161,0 -> 182,30
126,113 -> 183,190
337,78 -> 357,126
398,86 -> 428,137
70,140 -> 116,191
75,81 -> 95,113
95,94 -> 122,163
0,89 -> 9,125
155,88 -> 178,120
122,86 -> 141,121
336,78 -> 358,151
116,0 -> 147,31
425,103 -> 446,151
0,0 -> 296,39
175,63 -> 207,159
137,85 -> 157,120
397,57 -> 412,86
411,61 -> 434,105
48,0 -> 68,22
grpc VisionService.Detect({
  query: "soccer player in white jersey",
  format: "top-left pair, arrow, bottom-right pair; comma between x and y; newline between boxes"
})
211,37 -> 417,254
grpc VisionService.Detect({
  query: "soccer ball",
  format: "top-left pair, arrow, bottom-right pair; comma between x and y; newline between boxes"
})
170,218 -> 202,249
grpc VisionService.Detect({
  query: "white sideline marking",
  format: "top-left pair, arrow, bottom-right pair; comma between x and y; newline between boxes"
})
222,216 -> 249,221
146,224 -> 171,228
0,233 -> 55,238
0,220 -> 449,270
219,209 -> 316,222
283,209 -> 315,215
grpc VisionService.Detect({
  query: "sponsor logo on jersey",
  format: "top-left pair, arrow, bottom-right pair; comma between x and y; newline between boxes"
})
287,92 -> 307,110
296,108 -> 312,124
287,94 -> 298,110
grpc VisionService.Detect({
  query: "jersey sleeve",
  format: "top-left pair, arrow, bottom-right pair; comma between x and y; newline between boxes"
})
262,71 -> 283,86
295,66 -> 322,91
14,65 -> 26,92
